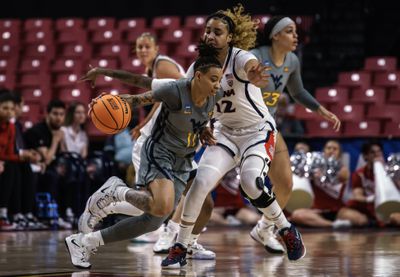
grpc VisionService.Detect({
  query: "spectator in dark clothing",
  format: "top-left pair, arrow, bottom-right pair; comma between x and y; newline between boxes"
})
0,92 -> 40,231
24,99 -> 72,229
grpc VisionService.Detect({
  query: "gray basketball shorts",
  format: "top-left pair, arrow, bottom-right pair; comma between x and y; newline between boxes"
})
136,137 -> 194,191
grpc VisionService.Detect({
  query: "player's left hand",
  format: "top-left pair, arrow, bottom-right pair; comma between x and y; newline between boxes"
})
247,63 -> 269,88
317,106 -> 341,132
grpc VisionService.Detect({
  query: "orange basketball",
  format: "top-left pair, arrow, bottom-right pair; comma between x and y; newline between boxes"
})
90,94 -> 132,134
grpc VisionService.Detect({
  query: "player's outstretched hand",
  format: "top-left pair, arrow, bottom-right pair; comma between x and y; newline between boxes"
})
317,106 -> 341,132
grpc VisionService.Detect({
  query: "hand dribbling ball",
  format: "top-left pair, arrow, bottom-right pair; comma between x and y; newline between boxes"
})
90,94 -> 132,134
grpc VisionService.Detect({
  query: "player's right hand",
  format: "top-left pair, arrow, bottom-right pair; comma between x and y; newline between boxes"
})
79,65 -> 100,88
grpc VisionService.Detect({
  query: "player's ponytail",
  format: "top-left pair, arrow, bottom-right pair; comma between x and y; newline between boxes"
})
193,39 -> 222,73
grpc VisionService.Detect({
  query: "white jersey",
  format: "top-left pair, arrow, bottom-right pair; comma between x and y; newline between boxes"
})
139,55 -> 186,137
187,47 -> 273,129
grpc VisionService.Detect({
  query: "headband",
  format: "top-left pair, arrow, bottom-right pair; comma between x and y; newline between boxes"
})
206,13 -> 236,33
269,17 -> 295,39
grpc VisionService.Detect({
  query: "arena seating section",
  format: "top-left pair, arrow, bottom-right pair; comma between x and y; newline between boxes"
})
1,16 -> 398,139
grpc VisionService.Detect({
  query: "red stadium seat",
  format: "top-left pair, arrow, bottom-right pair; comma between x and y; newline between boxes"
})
57,29 -> 88,44
23,44 -> 55,60
0,72 -> 16,89
91,29 -> 122,44
315,87 -> 349,105
343,121 -> 381,137
387,88 -> 400,104
152,16 -> 180,30
55,18 -> 84,31
184,15 -> 207,30
53,73 -> 80,87
18,73 -> 51,88
118,18 -> 146,33
89,58 -> 118,69
0,28 -> 20,45
95,44 -> 130,59
19,58 -> 50,73
121,57 -> 145,74
58,86 -> 91,104
337,71 -> 371,88
305,120 -> 341,138
24,19 -> 52,31
59,43 -> 92,60
383,121 -> 400,137
0,19 -> 21,29
20,87 -> 52,106
293,104 -> 316,120
52,58 -> 83,73
22,101 -> 42,119
160,28 -> 191,44
330,104 -> 365,122
87,18 -> 116,31
24,29 -> 54,44
0,44 -> 20,58
125,28 -> 152,43
175,43 -> 198,59
366,104 -> 400,120
0,57 -> 18,73
373,71 -> 400,88
350,87 -> 386,105
364,57 -> 397,72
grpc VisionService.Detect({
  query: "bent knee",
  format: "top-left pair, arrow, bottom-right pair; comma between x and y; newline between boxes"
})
150,202 -> 174,217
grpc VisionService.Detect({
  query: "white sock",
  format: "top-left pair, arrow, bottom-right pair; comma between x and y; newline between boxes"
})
189,233 -> 200,245
115,187 -> 130,202
167,220 -> 180,233
0,207 -> 7,218
82,231 -> 105,248
103,202 -> 144,216
259,215 -> 274,229
176,223 -> 195,248
258,200 -> 291,230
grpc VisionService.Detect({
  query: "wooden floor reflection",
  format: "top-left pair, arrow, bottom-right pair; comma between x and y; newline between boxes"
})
1,227 -> 399,276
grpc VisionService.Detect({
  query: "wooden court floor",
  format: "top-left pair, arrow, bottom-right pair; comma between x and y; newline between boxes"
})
1,227 -> 399,276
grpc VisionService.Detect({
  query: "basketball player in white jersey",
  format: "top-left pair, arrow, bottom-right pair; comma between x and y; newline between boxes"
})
249,16 -> 341,252
162,5 -> 305,268
79,33 -> 215,259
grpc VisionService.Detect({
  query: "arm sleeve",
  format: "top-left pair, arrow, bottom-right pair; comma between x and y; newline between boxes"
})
152,82 -> 181,110
286,54 -> 321,111
234,51 -> 258,80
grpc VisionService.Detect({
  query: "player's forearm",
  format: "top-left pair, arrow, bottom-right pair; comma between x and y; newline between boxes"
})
97,68 -> 153,89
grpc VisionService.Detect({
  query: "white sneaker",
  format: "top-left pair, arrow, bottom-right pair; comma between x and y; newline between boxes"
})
88,176 -> 127,216
187,242 -> 216,260
65,233 -> 93,269
58,217 -> 72,230
250,222 -> 285,254
153,226 -> 177,254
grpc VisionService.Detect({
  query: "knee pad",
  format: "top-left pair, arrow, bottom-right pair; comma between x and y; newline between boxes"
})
239,177 -> 276,208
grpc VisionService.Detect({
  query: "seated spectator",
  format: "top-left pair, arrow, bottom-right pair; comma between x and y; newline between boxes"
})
293,141 -> 311,153
338,141 -> 388,227
0,92 -> 40,231
24,99 -> 72,229
209,167 -> 260,226
10,91 -> 46,230
61,101 -> 89,159
291,140 -> 352,228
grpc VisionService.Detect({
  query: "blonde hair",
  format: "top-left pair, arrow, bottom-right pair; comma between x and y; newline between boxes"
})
222,4 -> 259,50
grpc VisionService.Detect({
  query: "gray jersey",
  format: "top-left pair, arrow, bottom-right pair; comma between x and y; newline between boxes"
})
151,78 -> 223,157
251,46 -> 320,117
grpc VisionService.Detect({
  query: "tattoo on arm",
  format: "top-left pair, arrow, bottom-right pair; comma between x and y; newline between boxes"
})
102,69 -> 153,89
125,190 -> 152,212
130,91 -> 156,109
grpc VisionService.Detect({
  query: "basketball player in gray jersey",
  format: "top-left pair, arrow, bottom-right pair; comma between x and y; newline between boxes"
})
65,44 -> 223,269
248,16 -> 341,253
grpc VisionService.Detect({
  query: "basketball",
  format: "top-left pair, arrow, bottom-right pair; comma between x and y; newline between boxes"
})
90,94 -> 132,134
